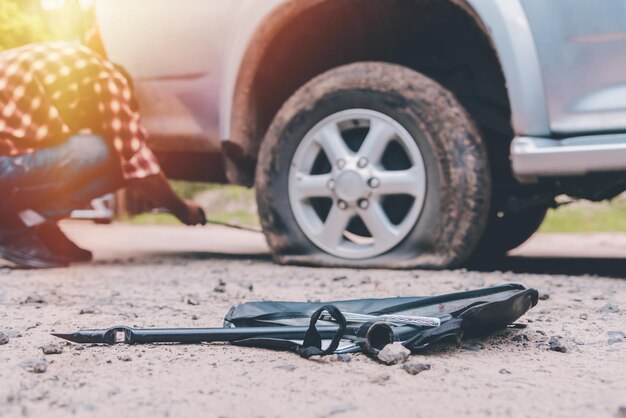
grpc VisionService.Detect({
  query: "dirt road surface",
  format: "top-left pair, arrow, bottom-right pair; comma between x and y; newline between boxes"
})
1,223 -> 625,418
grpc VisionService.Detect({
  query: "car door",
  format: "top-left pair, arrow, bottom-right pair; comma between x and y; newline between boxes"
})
95,0 -> 243,152
520,0 -> 626,135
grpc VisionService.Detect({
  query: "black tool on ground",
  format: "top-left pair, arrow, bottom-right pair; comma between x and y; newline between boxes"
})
53,284 -> 538,358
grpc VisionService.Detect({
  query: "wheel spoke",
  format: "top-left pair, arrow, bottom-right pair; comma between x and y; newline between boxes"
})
316,207 -> 353,245
315,123 -> 351,163
358,119 -> 396,164
295,174 -> 333,199
359,202 -> 399,248
374,167 -> 422,196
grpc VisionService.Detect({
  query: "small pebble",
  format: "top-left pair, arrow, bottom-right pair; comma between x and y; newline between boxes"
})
22,295 -> 45,304
185,294 -> 200,306
3,329 -> 21,338
607,331 -> 625,345
79,307 -> 98,315
461,343 -> 484,352
330,354 -> 352,363
275,364 -> 297,372
579,313 -> 588,320
499,368 -> 512,375
21,358 -> 47,373
214,280 -> 227,293
377,343 -> 410,365
0,332 -> 8,345
597,303 -> 619,314
191,315 -> 199,321
402,360 -> 431,375
549,337 -> 567,353
369,373 -> 390,384
117,354 -> 132,362
41,343 -> 63,355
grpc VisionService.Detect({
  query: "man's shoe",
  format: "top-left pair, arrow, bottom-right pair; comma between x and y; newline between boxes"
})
0,228 -> 70,269
36,223 -> 93,262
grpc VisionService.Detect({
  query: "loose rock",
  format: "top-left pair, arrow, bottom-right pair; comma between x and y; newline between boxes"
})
41,343 -> 63,355
79,307 -> 99,315
3,329 -> 21,338
23,295 -> 46,304
330,354 -> 352,363
499,368 -> 512,375
378,343 -> 410,365
579,313 -> 588,320
369,373 -> 390,384
549,337 -> 568,353
184,294 -> 200,306
21,358 -> 47,373
461,343 -> 484,352
0,332 -> 8,345
275,364 -> 297,372
117,354 -> 132,362
214,279 -> 227,293
402,360 -> 431,375
538,290 -> 550,301
607,331 -> 625,345
597,303 -> 619,314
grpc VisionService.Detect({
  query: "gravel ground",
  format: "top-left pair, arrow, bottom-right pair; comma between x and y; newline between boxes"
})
0,223 -> 625,418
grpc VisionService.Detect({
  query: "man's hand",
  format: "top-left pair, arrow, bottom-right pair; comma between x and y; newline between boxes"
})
174,201 -> 206,226
127,173 -> 206,226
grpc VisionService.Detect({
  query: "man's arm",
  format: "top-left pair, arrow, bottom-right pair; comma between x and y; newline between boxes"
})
127,173 -> 206,226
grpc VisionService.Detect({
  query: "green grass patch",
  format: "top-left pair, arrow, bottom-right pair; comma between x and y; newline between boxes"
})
122,213 -> 182,226
124,183 -> 260,227
136,182 -> 626,234
169,181 -> 220,200
540,200 -> 626,233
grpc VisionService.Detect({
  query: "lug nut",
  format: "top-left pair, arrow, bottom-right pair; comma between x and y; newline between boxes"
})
358,199 -> 370,210
336,159 -> 346,170
327,179 -> 336,190
338,200 -> 348,210
357,158 -> 369,168
368,178 -> 380,188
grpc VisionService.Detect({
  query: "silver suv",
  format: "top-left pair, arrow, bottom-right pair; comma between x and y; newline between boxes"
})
97,0 -> 626,268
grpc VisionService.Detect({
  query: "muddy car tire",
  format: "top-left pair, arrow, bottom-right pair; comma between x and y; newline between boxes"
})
255,62 -> 491,269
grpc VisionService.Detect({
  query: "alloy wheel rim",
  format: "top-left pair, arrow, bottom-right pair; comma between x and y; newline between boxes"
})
288,109 -> 427,259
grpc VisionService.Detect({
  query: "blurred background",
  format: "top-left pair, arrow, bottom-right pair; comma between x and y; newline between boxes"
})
1,0 -> 624,232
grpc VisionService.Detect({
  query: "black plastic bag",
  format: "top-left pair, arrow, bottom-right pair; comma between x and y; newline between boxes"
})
224,283 -> 538,357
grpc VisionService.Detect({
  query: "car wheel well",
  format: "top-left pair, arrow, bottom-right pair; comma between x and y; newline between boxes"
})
227,0 -> 513,187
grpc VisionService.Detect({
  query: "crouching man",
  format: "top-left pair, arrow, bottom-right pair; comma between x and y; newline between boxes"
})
0,42 -> 205,269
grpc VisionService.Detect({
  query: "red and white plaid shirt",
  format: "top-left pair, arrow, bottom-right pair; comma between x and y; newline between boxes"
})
0,41 -> 160,180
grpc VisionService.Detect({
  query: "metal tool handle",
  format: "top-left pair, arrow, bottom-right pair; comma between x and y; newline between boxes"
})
320,312 -> 441,327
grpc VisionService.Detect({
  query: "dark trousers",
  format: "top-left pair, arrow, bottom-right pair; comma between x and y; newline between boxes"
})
0,135 -> 123,225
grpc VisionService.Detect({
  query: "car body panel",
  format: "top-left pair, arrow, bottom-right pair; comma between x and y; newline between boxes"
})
464,0 -> 550,136
96,0 -> 554,143
520,0 -> 626,135
95,0 -> 243,152
96,0 -> 626,178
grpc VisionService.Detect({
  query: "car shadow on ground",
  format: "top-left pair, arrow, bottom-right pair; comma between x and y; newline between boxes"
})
470,256 -> 626,279
90,251 -> 273,267
87,250 -> 626,280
